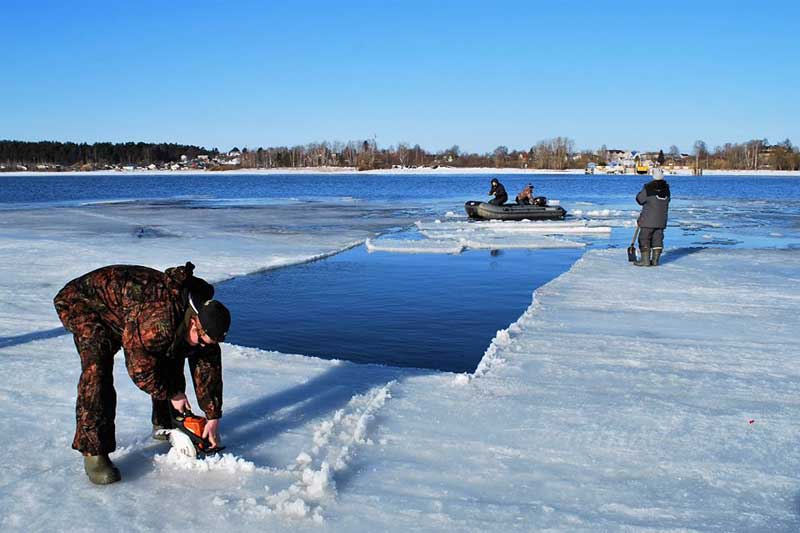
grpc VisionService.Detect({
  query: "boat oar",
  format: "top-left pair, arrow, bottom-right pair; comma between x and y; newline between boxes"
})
627,225 -> 639,262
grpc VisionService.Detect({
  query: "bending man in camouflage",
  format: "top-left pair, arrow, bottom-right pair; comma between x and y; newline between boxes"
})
54,262 -> 231,485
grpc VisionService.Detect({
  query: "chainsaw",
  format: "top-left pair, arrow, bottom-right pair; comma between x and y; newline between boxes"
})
154,409 -> 225,458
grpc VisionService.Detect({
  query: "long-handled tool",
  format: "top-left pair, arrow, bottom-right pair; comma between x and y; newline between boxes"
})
627,225 -> 639,262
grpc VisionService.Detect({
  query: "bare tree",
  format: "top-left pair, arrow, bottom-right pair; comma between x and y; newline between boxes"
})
493,146 -> 509,167
693,140 -> 708,169
597,144 -> 609,164
668,145 -> 681,164
396,142 -> 409,167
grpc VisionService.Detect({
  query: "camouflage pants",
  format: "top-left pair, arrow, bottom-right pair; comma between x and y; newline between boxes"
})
55,284 -> 184,454
55,289 -> 121,456
151,398 -> 174,429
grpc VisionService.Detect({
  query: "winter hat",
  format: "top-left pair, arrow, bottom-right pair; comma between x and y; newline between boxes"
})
186,276 -> 215,304
652,167 -> 665,180
190,298 -> 231,342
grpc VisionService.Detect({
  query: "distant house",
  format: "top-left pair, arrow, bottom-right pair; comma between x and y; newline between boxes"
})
607,149 -> 625,162
228,148 -> 241,157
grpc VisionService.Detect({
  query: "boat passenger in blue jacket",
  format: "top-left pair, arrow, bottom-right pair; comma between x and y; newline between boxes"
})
634,167 -> 670,266
488,178 -> 508,206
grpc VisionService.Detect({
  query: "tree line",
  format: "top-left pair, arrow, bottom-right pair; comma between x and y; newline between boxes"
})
0,140 -> 216,168
235,137 -> 578,171
2,137 -> 798,171
689,139 -> 798,171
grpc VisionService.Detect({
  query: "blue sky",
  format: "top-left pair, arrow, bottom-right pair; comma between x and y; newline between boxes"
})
1,0 -> 797,153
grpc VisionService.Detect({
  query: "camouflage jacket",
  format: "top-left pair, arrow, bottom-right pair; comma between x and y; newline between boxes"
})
55,263 -> 223,419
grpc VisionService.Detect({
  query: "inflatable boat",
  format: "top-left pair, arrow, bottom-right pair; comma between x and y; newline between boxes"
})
464,199 -> 567,221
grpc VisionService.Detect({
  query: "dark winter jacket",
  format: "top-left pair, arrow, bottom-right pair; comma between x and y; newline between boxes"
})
636,180 -> 671,228
53,263 -> 223,419
489,181 -> 508,204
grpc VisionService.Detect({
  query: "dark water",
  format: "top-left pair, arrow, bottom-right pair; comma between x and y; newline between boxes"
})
217,245 -> 582,373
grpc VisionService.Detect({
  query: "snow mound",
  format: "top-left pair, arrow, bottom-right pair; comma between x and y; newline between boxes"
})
365,238 -> 463,254
154,449 -> 258,473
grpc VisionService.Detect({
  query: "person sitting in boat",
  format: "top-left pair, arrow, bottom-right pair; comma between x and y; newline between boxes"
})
515,183 -> 534,205
488,178 -> 508,206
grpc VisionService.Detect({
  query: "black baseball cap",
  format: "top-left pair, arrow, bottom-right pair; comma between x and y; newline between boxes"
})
192,298 -> 231,342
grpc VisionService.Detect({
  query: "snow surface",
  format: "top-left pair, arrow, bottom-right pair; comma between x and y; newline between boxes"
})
1,197 -> 800,531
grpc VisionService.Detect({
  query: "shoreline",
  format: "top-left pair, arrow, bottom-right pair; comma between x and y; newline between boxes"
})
1,166 -> 799,177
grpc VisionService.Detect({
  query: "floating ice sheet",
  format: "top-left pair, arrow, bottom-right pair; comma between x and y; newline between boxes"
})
416,219 -> 611,235
365,238 -> 464,254
416,220 -> 588,231
460,235 -> 585,249
570,208 -> 638,218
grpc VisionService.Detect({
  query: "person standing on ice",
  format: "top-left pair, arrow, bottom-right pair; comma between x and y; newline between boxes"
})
53,262 -> 230,485
488,178 -> 508,205
634,167 -> 671,266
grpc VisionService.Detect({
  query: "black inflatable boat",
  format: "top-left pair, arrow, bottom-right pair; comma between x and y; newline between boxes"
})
464,199 -> 567,221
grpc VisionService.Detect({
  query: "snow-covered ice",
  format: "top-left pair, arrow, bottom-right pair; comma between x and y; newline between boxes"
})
365,235 -> 584,253
401,218 -> 603,251
1,196 -> 799,531
458,234 -> 585,250
365,238 -> 464,254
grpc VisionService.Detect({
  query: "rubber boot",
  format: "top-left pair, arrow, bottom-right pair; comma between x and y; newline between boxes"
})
651,248 -> 662,266
634,248 -> 651,267
83,454 -> 121,485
